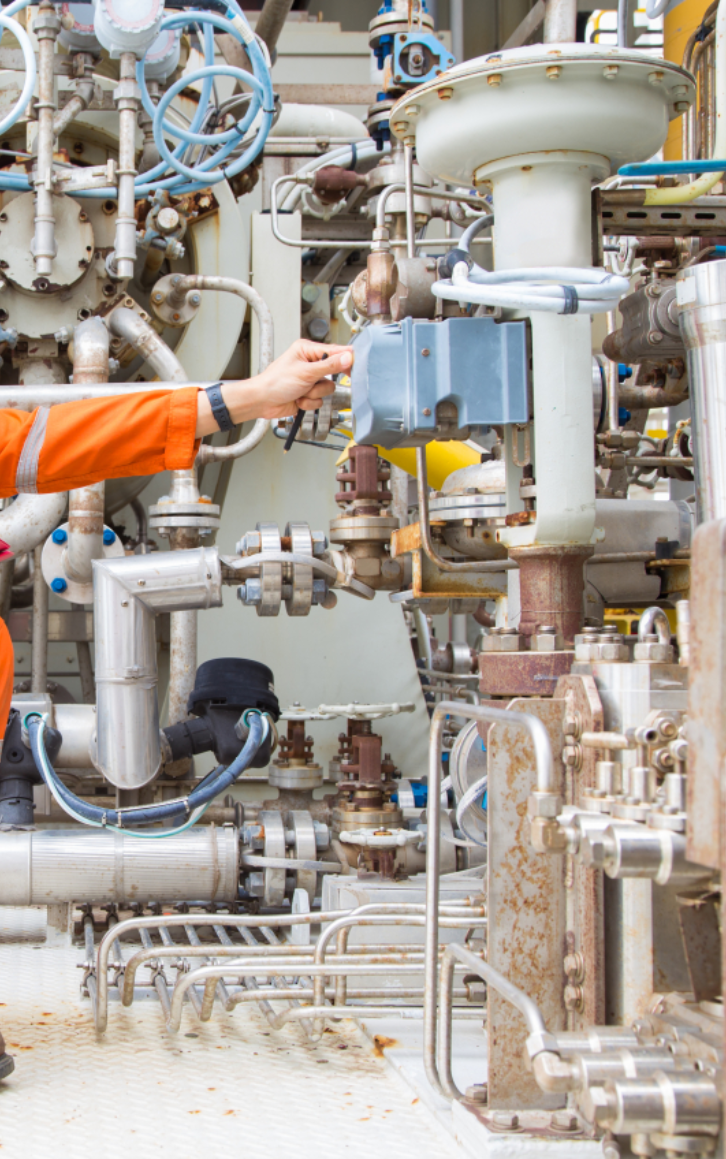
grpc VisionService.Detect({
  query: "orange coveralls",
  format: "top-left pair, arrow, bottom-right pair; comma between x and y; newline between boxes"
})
0,387 -> 200,738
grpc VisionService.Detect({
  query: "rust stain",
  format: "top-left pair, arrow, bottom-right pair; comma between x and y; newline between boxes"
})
372,1035 -> 398,1057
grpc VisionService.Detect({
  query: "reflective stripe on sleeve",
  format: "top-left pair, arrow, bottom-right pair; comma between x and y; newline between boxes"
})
15,406 -> 51,494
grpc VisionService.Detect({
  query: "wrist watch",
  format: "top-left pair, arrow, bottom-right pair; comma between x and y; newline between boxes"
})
204,382 -> 235,432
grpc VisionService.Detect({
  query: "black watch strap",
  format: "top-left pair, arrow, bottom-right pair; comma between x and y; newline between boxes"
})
205,382 -> 235,432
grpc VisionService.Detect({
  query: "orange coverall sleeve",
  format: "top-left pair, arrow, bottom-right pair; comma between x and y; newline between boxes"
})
0,387 -> 200,497
0,387 -> 200,737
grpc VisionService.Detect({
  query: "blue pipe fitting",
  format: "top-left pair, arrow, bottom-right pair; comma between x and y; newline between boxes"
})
51,578 -> 67,593
102,529 -> 116,545
51,529 -> 67,545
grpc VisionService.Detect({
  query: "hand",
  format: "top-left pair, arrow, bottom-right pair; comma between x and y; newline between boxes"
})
253,339 -> 354,420
195,339 -> 354,437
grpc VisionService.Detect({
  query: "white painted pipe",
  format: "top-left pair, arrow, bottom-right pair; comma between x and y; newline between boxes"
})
270,103 -> 368,141
0,492 -> 67,554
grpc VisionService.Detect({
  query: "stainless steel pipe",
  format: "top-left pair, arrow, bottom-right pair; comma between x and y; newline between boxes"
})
0,827 -> 239,905
93,547 -> 222,789
106,309 -> 199,730
110,52 -> 139,280
161,275 -> 274,464
31,2 -> 59,278
65,318 -> 110,584
424,701 -> 554,1099
30,545 -> 48,694
678,258 -> 726,522
543,0 -> 577,42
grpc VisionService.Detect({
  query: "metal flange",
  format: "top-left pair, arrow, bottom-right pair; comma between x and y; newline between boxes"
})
148,498 -> 221,538
41,523 -> 124,605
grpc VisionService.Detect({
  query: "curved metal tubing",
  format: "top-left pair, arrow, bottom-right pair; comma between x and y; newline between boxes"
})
424,701 -> 554,1098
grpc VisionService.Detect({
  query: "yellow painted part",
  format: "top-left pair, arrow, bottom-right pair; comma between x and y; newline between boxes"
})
606,608 -> 677,635
336,439 -> 481,490
663,0 -> 713,161
644,170 -> 722,204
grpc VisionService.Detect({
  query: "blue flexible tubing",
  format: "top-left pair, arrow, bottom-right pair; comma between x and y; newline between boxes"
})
27,710 -> 268,835
0,5 -> 273,198
138,12 -> 261,147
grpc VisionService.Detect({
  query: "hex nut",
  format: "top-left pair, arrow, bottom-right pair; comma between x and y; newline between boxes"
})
575,643 -> 598,662
633,641 -> 675,663
311,530 -> 328,557
532,631 -> 564,653
550,1110 -> 579,1132
580,832 -> 607,868
528,791 -> 561,819
598,641 -> 628,662
237,531 -> 262,556
481,633 -> 522,653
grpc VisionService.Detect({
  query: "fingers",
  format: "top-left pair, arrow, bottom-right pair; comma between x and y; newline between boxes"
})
296,339 -> 352,363
296,380 -> 335,409
299,348 -> 353,380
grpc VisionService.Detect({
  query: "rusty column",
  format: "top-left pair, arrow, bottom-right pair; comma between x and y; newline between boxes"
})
509,544 -> 593,645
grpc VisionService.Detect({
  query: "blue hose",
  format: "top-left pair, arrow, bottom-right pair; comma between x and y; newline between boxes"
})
27,710 -> 268,835
0,5 -> 274,198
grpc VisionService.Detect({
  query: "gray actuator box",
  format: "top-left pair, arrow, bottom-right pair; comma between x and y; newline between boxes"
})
350,315 -> 529,449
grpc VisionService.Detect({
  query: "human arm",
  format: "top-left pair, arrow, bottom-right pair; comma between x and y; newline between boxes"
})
194,339 -> 353,437
0,339 -> 353,498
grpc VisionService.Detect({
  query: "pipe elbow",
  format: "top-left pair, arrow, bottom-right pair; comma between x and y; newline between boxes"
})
531,1050 -> 577,1094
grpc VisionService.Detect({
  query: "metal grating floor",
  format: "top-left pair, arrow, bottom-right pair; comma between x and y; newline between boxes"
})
0,909 -> 465,1159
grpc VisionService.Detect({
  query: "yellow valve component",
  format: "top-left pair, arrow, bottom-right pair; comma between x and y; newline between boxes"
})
336,439 -> 481,491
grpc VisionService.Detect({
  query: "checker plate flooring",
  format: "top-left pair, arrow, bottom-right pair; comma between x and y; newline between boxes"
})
0,909 -> 467,1159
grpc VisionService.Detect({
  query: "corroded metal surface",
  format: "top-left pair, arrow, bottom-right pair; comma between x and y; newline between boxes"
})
479,650 -> 573,697
686,520 -> 723,871
555,673 -> 606,1031
508,544 -> 593,645
486,697 -> 567,1109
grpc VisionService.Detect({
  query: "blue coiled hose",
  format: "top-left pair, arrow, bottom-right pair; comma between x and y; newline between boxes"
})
27,710 -> 269,838
0,4 -> 274,198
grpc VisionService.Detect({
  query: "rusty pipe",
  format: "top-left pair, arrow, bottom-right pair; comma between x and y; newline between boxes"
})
254,0 -> 294,54
52,76 -> 95,138
617,386 -> 689,410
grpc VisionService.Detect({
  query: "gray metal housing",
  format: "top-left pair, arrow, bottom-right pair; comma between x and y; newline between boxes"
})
351,316 -> 530,449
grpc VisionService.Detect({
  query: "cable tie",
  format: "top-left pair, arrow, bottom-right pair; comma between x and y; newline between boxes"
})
560,285 -> 579,314
101,811 -> 108,827
695,19 -> 711,42
347,142 -> 358,171
183,797 -> 190,817
231,14 -> 254,44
